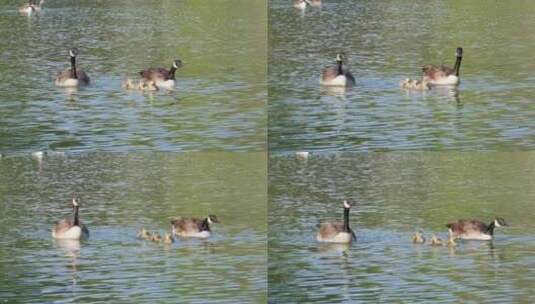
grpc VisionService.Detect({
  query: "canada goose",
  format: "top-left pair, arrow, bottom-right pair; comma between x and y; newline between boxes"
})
150,232 -> 162,242
412,231 -> 426,244
446,218 -> 508,240
171,215 -> 219,238
400,78 -> 430,90
163,232 -> 174,244
18,0 -> 36,14
139,59 -> 182,89
429,234 -> 443,246
423,47 -> 463,86
137,228 -> 151,240
293,0 -> 310,9
55,48 -> 90,87
320,53 -> 356,87
317,200 -> 357,244
52,197 -> 89,240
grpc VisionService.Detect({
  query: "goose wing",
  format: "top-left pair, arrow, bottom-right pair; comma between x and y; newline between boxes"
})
321,66 -> 340,82
81,223 -> 90,237
171,217 -> 203,232
55,69 -> 90,84
56,69 -> 74,82
422,65 -> 455,80
318,221 -> 344,238
76,70 -> 90,84
447,219 -> 488,234
54,218 -> 74,235
343,68 -> 355,84
139,68 -> 171,81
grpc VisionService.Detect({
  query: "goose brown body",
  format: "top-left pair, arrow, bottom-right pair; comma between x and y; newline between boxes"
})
171,215 -> 219,238
446,218 -> 507,240
316,200 -> 356,244
422,47 -> 463,86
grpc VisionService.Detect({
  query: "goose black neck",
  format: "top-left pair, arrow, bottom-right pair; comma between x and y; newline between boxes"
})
169,65 -> 177,80
454,56 -> 462,76
201,218 -> 211,232
70,57 -> 78,79
73,206 -> 80,226
343,207 -> 350,232
337,61 -> 343,75
486,221 -> 495,236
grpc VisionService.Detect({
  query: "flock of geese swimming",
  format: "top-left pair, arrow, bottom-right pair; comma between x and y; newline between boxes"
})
54,47 -> 182,92
292,1 -> 463,91
17,2 -> 181,92
320,48 -> 463,91
52,198 -> 220,244
317,200 -> 508,247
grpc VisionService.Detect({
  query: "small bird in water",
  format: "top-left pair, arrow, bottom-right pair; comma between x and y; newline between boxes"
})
400,78 -> 430,90
447,234 -> 457,247
150,232 -> 162,242
412,231 -> 426,244
429,234 -> 443,246
163,232 -> 175,244
137,228 -> 151,240
123,79 -> 159,91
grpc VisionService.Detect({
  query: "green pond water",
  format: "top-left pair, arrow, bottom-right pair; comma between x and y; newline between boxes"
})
0,0 -> 266,153
0,152 -> 267,303
269,0 -> 535,153
269,152 -> 535,303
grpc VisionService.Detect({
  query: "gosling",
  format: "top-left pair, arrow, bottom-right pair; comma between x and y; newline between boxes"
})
150,232 -> 162,242
163,232 -> 175,244
137,228 -> 151,240
400,78 -> 430,90
429,234 -> 443,246
412,231 -> 426,244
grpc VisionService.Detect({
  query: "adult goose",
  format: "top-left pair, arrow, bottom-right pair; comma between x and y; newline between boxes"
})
139,59 -> 182,89
52,197 -> 89,240
422,47 -> 463,86
18,0 -> 36,14
55,48 -> 90,87
317,200 -> 356,244
446,217 -> 508,240
320,53 -> 355,87
170,215 -> 219,238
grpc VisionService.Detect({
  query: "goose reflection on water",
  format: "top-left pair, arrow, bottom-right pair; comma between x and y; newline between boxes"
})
54,238 -> 81,286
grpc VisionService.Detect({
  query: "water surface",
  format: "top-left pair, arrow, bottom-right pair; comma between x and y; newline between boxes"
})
269,152 -> 535,303
269,0 -> 535,153
0,0 -> 266,152
0,152 -> 266,303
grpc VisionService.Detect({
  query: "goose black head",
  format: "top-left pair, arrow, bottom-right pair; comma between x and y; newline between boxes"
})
456,47 -> 463,58
71,197 -> 80,207
494,217 -> 508,227
336,53 -> 345,64
173,59 -> 183,69
69,48 -> 79,58
343,199 -> 353,209
207,214 -> 219,224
